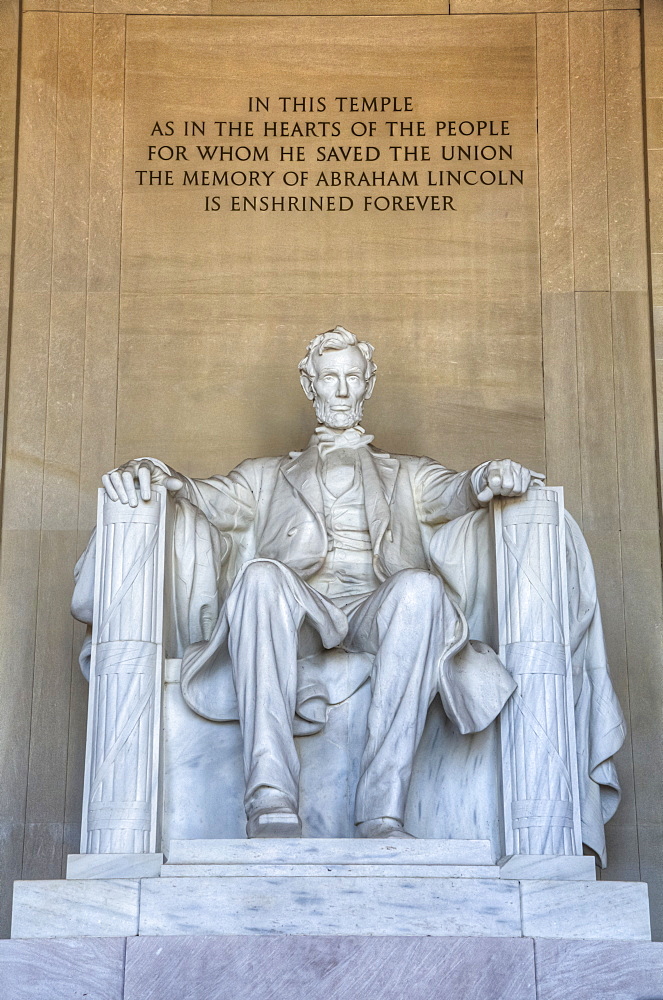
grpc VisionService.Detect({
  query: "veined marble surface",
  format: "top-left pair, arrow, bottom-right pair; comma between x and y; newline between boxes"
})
138,875 -> 521,937
10,871 -> 652,941
534,939 -> 663,1000
123,935 -> 538,1000
67,854 -> 163,880
2,937 -> 126,1000
11,880 -> 139,939
159,863 -> 500,878
6,934 -> 663,999
165,838 -> 495,865
498,855 -> 596,881
520,880 -> 651,940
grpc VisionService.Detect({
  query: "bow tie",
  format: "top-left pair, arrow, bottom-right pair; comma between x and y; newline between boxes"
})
314,425 -> 375,457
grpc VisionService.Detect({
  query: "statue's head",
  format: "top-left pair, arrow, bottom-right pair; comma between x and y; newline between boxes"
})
298,326 -> 377,430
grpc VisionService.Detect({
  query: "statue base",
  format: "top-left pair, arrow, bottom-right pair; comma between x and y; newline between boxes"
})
4,933 -> 663,1000
10,840 -> 651,942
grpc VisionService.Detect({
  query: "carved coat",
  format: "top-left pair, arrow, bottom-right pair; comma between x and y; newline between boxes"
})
169,440 -> 516,736
173,441 -> 485,592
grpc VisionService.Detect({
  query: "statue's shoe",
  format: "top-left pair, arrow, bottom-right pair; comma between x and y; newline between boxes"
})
355,818 -> 415,839
246,808 -> 302,838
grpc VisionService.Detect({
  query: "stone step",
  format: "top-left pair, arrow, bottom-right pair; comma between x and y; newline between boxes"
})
11,875 -> 652,942
165,838 -> 495,866
63,849 -> 596,882
160,863 -> 501,878
140,877 -> 651,939
67,853 -> 163,880
12,875 -> 651,941
143,875 -> 520,937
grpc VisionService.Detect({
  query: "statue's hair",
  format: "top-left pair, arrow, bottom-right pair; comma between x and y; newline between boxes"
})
298,326 -> 377,381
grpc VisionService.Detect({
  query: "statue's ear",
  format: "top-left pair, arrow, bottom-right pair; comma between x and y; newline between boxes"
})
364,373 -> 376,400
300,372 -> 315,400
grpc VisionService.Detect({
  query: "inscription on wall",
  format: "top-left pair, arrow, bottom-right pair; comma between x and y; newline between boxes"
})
119,12 -> 542,474
134,95 -> 526,214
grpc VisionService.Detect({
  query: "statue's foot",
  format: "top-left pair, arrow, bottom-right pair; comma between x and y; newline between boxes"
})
356,818 -> 415,839
246,808 -> 302,839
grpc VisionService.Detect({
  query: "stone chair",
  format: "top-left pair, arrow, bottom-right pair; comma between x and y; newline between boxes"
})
78,484 -> 586,865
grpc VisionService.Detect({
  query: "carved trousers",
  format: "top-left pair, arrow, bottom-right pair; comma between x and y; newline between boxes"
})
225,558 -> 459,825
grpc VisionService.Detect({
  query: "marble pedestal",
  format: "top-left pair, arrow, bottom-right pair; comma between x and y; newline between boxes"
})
11,840 -> 652,942
5,935 -> 663,1000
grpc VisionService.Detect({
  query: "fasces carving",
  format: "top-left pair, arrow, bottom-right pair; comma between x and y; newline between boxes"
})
494,487 -> 582,858
79,488 -> 166,854
72,328 -> 625,861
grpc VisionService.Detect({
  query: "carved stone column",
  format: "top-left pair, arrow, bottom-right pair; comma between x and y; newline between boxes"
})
80,487 -> 167,854
493,486 -> 582,857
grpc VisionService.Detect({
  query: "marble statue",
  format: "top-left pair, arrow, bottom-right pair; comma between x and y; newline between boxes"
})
72,327 -> 626,860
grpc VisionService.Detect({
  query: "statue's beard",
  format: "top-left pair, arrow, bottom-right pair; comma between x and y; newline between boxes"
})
313,396 -> 365,430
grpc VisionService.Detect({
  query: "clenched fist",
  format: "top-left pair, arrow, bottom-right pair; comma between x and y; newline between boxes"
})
476,459 -> 544,504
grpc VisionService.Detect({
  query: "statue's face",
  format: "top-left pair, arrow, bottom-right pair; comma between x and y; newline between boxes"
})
309,346 -> 371,429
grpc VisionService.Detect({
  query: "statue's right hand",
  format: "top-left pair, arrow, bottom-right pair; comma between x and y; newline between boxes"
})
102,459 -> 184,507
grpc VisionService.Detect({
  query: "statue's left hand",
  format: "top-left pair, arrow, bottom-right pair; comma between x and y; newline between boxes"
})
476,459 -> 544,504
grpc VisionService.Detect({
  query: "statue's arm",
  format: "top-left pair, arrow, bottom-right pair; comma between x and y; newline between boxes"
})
415,456 -> 543,523
175,465 -> 256,530
415,459 -> 488,523
101,456 -> 256,531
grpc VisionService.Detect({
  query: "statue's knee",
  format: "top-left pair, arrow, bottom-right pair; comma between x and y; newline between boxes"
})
239,559 -> 288,592
392,568 -> 444,609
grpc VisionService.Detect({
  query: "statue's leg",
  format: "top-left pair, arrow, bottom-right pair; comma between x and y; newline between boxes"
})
225,559 -> 309,835
347,569 -> 457,834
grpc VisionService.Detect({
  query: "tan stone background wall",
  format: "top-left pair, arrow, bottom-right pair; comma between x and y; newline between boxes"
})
1,0 -> 662,940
